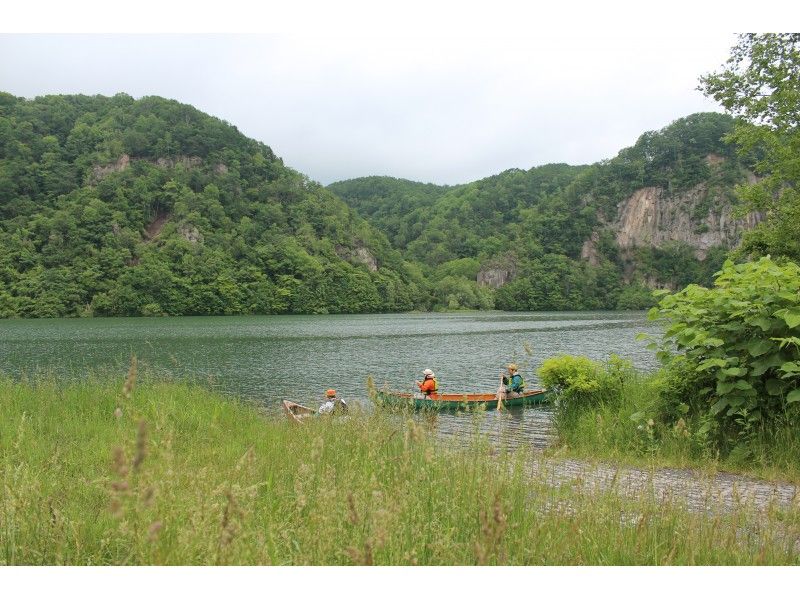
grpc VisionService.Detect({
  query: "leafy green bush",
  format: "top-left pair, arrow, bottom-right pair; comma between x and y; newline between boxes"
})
539,354 -> 634,428
648,257 -> 800,447
640,357 -> 719,458
652,356 -> 705,424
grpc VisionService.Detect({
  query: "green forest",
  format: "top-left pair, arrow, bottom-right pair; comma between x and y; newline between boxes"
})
0,93 -> 430,317
330,112 -> 751,311
0,91 -> 769,317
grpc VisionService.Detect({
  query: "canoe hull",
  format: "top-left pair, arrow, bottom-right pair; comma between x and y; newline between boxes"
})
282,399 -> 316,423
373,389 -> 552,411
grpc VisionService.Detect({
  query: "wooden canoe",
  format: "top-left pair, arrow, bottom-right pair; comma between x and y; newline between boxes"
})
373,388 -> 552,411
282,399 -> 316,423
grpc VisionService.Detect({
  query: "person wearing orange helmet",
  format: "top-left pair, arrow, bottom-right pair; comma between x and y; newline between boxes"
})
318,388 -> 348,415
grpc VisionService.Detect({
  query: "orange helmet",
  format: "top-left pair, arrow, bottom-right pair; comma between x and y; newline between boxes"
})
326,389 -> 336,397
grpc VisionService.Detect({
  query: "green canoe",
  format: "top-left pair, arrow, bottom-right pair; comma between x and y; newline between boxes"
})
373,388 -> 552,411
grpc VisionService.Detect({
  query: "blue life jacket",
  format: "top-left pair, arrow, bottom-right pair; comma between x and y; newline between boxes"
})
503,373 -> 525,392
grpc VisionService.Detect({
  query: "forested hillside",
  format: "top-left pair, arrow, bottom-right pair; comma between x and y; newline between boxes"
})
0,93 -> 427,317
330,113 -> 757,311
0,94 -> 759,318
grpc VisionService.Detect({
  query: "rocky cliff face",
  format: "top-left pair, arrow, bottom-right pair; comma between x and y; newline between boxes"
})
335,245 -> 379,272
477,267 -> 513,288
477,256 -> 516,288
579,156 -> 762,268
614,184 -> 762,259
90,154 -> 220,183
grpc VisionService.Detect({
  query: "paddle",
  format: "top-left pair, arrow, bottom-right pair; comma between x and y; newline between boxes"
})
496,372 -> 505,411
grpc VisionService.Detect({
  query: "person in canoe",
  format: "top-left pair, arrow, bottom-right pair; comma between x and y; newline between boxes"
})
499,363 -> 525,399
414,368 -> 438,398
318,388 -> 348,415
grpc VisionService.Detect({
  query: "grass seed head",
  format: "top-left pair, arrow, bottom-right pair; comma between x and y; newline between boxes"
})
148,521 -> 163,542
347,492 -> 359,525
122,355 -> 138,400
111,446 -> 129,478
219,491 -> 241,547
132,419 -> 147,473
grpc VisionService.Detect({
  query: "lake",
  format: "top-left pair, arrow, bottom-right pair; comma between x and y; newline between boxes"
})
0,311 -> 661,448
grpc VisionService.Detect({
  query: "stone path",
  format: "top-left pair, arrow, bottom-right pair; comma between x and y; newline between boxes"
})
529,458 -> 799,515
526,457 -> 800,555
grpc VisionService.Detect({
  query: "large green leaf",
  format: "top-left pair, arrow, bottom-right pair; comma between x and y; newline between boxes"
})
716,380 -> 735,395
750,316 -> 773,332
781,308 -> 800,329
766,378 -> 787,396
710,398 -> 729,415
697,358 -> 727,371
780,361 -> 800,374
721,367 -> 748,377
751,353 -> 784,376
747,339 -> 774,357
787,389 -> 800,404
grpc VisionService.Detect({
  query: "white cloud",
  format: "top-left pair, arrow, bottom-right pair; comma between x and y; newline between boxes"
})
1,30 -> 737,184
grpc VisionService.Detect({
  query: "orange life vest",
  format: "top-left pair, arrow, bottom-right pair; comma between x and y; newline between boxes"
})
418,377 -> 438,395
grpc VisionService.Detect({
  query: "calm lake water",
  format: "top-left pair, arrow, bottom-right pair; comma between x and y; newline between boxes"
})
0,311 -> 661,449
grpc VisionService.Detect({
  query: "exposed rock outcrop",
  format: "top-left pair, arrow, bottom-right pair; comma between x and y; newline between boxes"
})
178,223 -> 203,244
335,245 -> 379,272
477,256 -> 517,288
155,156 -> 202,169
90,154 -> 204,183
144,212 -> 169,240
581,231 -> 601,266
477,268 -> 513,288
614,184 -> 762,259
91,153 -> 130,181
354,247 -> 379,272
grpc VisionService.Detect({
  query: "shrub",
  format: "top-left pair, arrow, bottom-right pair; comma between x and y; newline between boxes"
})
648,257 -> 800,448
653,355 -> 706,424
539,354 -> 634,428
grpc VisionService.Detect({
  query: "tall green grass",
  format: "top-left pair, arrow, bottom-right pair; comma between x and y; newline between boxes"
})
1,375 -> 798,565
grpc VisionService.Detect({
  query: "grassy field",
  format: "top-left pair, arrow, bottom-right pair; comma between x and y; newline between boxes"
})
1,374 -> 799,565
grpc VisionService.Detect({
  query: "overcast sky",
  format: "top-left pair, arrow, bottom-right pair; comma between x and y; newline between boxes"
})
0,9 -> 748,185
